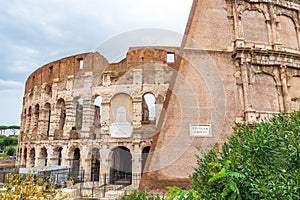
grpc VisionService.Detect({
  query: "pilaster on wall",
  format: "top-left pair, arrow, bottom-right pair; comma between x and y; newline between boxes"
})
64,99 -> 76,136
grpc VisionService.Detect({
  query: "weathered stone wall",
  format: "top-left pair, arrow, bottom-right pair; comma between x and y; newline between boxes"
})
16,47 -> 178,186
140,0 -> 300,190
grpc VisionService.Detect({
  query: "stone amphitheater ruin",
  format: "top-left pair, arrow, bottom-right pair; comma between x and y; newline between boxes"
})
16,0 -> 300,191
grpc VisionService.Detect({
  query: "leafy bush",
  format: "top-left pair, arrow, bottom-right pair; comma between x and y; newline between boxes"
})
192,112 -> 300,199
6,146 -> 16,156
120,190 -> 162,200
0,171 -> 69,200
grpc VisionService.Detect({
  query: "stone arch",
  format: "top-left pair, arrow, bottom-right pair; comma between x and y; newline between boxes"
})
142,146 -> 151,174
278,14 -> 298,49
27,106 -> 32,132
250,73 -> 280,112
29,148 -> 35,167
53,146 -> 63,166
90,148 -> 100,181
39,147 -> 47,166
57,98 -> 66,130
242,9 -> 269,44
142,93 -> 156,123
110,93 -> 133,124
110,146 -> 132,185
33,104 -> 40,132
93,95 -> 102,126
23,147 -> 27,166
44,103 -> 51,137
288,76 -> 300,111
70,147 -> 81,180
74,97 -> 83,129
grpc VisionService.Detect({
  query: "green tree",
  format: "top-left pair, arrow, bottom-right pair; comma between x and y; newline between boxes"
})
192,112 -> 300,199
6,146 -> 16,156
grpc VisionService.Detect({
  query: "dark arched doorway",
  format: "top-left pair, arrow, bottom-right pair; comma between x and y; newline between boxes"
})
70,148 -> 80,180
91,148 -> 100,181
110,146 -> 132,185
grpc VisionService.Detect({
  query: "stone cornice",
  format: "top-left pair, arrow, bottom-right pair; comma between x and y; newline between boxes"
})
233,47 -> 300,68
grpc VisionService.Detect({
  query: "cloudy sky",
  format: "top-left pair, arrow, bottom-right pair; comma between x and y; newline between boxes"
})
0,0 -> 193,125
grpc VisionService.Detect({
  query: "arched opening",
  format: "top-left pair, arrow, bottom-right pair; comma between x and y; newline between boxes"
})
142,146 -> 151,174
29,148 -> 35,167
57,99 -> 66,130
110,146 -> 132,185
94,96 -> 102,126
142,93 -> 156,124
110,93 -> 133,138
27,107 -> 32,132
242,10 -> 269,44
75,98 -> 83,129
70,148 -> 80,180
250,73 -> 279,112
91,148 -> 100,181
279,15 -> 298,49
44,103 -> 51,137
23,147 -> 27,166
40,147 -> 47,166
54,147 -> 63,166
288,76 -> 300,111
34,104 -> 40,131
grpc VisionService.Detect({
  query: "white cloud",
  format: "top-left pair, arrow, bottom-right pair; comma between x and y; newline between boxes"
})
0,0 -> 193,125
0,79 -> 23,89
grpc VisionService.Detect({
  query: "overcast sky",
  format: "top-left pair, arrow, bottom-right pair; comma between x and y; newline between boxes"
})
0,0 -> 193,125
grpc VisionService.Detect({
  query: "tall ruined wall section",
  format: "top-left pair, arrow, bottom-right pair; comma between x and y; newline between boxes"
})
24,53 -> 89,94
141,0 -> 300,190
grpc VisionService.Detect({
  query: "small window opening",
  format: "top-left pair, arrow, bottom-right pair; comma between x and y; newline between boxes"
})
49,66 -> 53,73
78,59 -> 84,69
167,53 -> 175,63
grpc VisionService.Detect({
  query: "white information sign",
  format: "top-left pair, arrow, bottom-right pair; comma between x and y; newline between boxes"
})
190,124 -> 211,137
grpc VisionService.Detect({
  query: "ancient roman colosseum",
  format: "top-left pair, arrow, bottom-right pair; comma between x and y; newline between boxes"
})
16,47 -> 178,185
17,0 -> 300,190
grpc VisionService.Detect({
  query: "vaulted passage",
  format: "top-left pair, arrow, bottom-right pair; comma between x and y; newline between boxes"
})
110,146 -> 132,185
91,148 -> 100,181
70,148 -> 80,180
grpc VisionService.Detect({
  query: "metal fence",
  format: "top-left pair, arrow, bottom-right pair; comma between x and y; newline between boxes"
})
77,173 -> 141,199
0,168 -> 142,199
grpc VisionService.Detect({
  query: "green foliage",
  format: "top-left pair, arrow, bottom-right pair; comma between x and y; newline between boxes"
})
165,186 -> 200,200
208,160 -> 244,200
0,171 -> 69,200
0,136 -> 18,148
6,146 -> 16,156
192,112 -> 300,199
120,190 -> 162,200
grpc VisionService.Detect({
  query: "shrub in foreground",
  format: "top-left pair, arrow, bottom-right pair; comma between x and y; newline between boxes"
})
192,112 -> 300,199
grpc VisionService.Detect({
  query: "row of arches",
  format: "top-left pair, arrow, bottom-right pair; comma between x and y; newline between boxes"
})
22,92 -> 158,139
19,145 -> 151,184
238,6 -> 299,49
242,70 -> 300,113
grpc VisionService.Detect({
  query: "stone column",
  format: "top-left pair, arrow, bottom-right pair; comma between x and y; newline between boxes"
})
280,67 -> 290,113
131,141 -> 142,189
81,98 -> 94,138
132,99 -> 142,128
82,145 -> 91,182
64,99 -> 76,137
101,98 -> 111,135
241,63 -> 251,112
61,146 -> 69,166
47,147 -> 56,166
